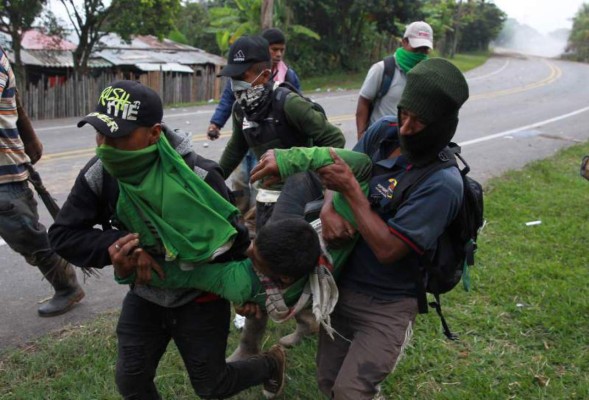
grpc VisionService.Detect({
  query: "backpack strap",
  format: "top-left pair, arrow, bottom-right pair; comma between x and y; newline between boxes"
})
277,80 -> 302,96
381,147 -> 459,214
430,293 -> 459,340
376,146 -> 463,340
272,86 -> 305,148
272,85 -> 323,148
376,55 -> 396,100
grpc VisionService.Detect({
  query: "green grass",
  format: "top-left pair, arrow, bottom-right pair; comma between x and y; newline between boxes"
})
449,51 -> 491,73
3,141 -> 587,399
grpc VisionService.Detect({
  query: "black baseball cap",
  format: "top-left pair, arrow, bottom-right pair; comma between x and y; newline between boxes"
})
218,36 -> 271,78
77,80 -> 163,138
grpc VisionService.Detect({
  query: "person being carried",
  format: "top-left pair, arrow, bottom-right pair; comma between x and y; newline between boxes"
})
0,45 -> 84,317
217,34 -> 345,358
49,80 -> 286,400
109,145 -> 377,321
355,20 -> 433,140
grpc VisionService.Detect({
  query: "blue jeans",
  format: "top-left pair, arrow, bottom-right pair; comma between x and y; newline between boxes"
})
0,181 -> 60,268
115,292 -> 273,399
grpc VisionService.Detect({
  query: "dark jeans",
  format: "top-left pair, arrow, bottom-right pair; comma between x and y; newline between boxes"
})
270,172 -> 324,223
0,181 -> 61,268
115,291 -> 273,399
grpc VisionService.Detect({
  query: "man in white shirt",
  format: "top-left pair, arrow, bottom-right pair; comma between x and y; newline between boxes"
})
355,21 -> 433,140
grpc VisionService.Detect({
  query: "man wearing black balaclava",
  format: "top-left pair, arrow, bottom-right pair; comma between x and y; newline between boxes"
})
316,58 -> 469,399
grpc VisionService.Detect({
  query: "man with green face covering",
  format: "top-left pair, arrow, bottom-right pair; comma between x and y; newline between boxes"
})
48,80 -> 287,400
355,21 -> 433,140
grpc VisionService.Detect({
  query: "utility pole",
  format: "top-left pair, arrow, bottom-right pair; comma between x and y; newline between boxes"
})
261,0 -> 274,29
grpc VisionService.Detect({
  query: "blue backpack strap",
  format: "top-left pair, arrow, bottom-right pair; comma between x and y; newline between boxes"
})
376,55 -> 396,100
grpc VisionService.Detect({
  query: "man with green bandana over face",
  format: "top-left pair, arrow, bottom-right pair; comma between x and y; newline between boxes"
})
48,80 -> 287,400
355,21 -> 433,140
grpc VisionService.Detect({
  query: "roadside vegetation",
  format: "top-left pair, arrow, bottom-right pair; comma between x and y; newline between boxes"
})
1,140 -> 588,399
194,51 -> 491,101
300,50 -> 489,93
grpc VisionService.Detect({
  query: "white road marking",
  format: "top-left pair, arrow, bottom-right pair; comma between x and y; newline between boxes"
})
3,107 -> 588,247
460,106 -> 589,147
467,59 -> 510,82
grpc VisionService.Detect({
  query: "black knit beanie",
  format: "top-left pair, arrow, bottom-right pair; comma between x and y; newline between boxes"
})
398,58 -> 469,125
397,58 -> 469,166
261,28 -> 286,45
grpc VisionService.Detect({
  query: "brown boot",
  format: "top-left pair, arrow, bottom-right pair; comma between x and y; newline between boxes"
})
278,308 -> 319,348
38,258 -> 85,317
262,344 -> 286,399
227,312 -> 268,362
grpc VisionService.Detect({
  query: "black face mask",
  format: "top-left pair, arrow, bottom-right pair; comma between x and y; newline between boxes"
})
239,81 -> 274,121
399,114 -> 459,166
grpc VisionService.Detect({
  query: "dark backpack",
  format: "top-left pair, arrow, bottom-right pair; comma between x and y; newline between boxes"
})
367,56 -> 396,121
376,55 -> 397,101
270,82 -> 328,148
383,143 -> 484,340
235,82 -> 327,149
274,81 -> 327,119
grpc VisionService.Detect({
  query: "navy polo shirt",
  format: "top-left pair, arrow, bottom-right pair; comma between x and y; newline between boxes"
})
339,121 -> 463,301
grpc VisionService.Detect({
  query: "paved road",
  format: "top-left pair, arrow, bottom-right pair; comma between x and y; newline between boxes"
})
1,51 -> 588,352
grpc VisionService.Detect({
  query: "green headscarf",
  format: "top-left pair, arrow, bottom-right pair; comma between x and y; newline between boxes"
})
97,135 -> 239,263
394,47 -> 428,74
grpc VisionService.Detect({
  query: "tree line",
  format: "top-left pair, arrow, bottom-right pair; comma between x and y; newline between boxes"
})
1,0 -> 509,83
175,0 -> 507,77
566,3 -> 589,62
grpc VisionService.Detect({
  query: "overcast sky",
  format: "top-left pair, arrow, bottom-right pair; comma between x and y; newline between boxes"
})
492,0 -> 586,34
48,0 -> 585,36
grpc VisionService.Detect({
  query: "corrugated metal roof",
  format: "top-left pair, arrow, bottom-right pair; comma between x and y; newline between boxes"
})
97,48 -> 225,67
3,31 -> 223,69
98,34 -> 202,52
97,34 -> 226,66
21,30 -> 76,51
135,62 -> 194,73
20,50 -> 112,68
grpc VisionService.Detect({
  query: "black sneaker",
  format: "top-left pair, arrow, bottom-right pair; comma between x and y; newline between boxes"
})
263,344 -> 286,399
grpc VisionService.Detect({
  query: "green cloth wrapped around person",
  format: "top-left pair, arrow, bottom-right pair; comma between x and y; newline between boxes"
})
97,135 -> 239,263
115,146 -> 373,308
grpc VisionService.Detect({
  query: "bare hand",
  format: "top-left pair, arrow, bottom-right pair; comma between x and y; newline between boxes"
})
207,123 -> 221,140
250,150 -> 282,187
317,148 -> 357,194
320,196 -> 356,247
234,302 -> 263,318
109,233 -> 165,284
